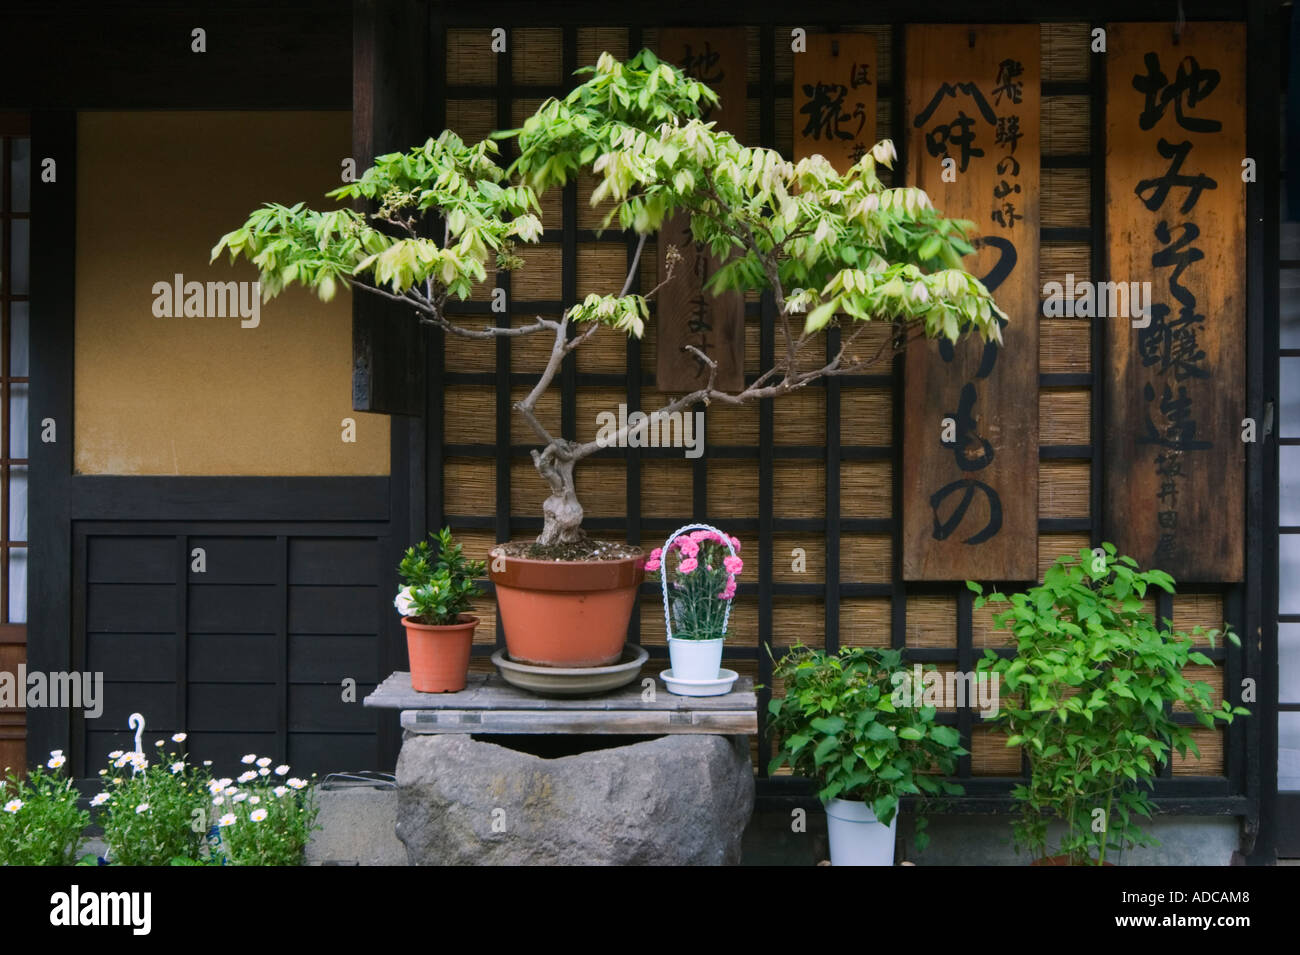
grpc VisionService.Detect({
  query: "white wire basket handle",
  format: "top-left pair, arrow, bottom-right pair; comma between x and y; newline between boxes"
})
659,523 -> 738,641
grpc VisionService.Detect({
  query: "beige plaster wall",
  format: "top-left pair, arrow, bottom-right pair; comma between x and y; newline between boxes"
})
75,111 -> 389,475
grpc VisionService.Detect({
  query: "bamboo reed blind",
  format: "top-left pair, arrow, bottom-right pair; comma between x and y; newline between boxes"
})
436,23 -> 1227,780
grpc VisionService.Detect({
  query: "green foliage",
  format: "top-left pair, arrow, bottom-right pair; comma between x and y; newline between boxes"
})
0,756 -> 89,865
969,544 -> 1250,865
211,131 -> 542,304
395,527 -> 486,625
213,51 -> 1004,351
95,741 -> 212,866
211,762 -> 320,867
767,646 -> 966,841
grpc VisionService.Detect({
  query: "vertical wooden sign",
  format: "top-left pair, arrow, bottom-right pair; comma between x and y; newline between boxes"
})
903,25 -> 1040,581
655,29 -> 746,392
793,33 -> 877,172
1104,22 -> 1245,581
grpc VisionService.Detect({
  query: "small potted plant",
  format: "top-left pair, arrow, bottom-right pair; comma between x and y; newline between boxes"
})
645,524 -> 742,692
395,528 -> 486,693
970,544 -> 1250,866
768,645 -> 966,866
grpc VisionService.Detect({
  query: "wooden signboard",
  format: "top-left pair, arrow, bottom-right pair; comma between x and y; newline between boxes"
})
1104,22 -> 1245,581
902,25 -> 1040,581
793,33 -> 877,172
655,29 -> 746,393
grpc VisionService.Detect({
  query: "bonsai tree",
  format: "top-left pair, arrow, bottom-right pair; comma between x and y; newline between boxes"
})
213,51 -> 1006,553
970,545 -> 1250,865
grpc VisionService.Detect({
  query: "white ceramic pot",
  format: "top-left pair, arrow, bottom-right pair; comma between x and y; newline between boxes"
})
667,636 -> 724,681
825,797 -> 898,866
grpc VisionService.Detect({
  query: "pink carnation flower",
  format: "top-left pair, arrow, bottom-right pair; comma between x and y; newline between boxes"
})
723,555 -> 743,575
689,530 -> 711,542
644,558 -> 661,572
649,547 -> 663,560
718,579 -> 737,600
678,557 -> 698,574
677,539 -> 699,558
728,536 -> 741,553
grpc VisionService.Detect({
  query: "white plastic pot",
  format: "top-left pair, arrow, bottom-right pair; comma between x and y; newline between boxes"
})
667,635 -> 724,681
825,797 -> 898,866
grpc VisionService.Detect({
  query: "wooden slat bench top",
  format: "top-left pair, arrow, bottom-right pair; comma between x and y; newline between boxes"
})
365,671 -> 758,735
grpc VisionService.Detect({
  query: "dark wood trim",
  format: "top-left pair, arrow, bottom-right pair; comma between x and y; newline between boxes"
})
351,0 -> 429,416
0,2 -> 351,110
1246,0 -> 1283,863
63,476 -> 389,523
26,109 -> 75,764
428,1 -> 1249,26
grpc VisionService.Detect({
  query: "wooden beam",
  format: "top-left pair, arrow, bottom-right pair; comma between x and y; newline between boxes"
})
351,0 -> 428,416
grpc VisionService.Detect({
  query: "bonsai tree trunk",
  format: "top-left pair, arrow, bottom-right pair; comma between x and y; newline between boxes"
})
534,442 -> 584,546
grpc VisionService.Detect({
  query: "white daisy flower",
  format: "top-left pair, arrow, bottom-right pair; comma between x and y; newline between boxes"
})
232,792 -> 248,803
98,769 -> 108,776
4,799 -> 22,813
211,796 -> 225,806
224,787 -> 237,796
218,813 -> 237,828
273,786 -> 288,798
275,765 -> 290,776
154,740 -> 164,747
240,754 -> 257,765
215,778 -> 233,789
108,750 -> 123,760
90,793 -> 110,807
170,762 -> 184,774
237,771 -> 257,783
46,755 -> 66,769
256,757 -> 272,768
171,733 -> 188,743
287,778 -> 307,790
202,760 -> 212,767
135,803 -> 149,814
248,795 -> 261,805
258,768 -> 270,776
49,749 -> 63,758
250,808 -> 268,822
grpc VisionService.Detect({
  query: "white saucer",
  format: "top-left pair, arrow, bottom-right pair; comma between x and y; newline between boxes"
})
659,668 -> 739,697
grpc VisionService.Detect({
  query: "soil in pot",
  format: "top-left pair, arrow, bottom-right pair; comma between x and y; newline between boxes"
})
490,541 -> 643,668
403,614 -> 477,693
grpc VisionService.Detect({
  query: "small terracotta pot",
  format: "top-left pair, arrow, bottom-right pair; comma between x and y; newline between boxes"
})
402,614 -> 477,693
489,552 -> 643,667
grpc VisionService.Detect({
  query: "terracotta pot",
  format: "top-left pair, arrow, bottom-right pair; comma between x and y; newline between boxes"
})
1031,854 -> 1116,866
489,552 -> 644,667
402,614 -> 477,693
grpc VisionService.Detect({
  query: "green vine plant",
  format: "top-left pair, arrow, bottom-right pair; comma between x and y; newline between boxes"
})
969,544 -> 1249,866
213,50 -> 1006,553
767,645 -> 966,851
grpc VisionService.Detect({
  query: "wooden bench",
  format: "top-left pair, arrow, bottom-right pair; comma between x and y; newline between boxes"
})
364,671 -> 758,736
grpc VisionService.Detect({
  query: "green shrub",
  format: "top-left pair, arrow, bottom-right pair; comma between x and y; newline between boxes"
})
971,544 -> 1250,865
0,752 -> 89,865
767,645 -> 966,847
